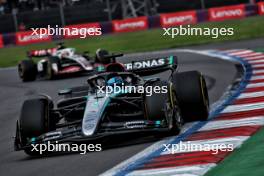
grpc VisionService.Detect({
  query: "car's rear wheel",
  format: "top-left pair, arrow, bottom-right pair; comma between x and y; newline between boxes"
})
144,81 -> 182,135
19,98 -> 54,155
172,71 -> 209,122
18,60 -> 37,82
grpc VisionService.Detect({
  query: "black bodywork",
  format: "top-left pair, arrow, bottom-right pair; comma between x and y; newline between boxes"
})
14,54 -> 209,155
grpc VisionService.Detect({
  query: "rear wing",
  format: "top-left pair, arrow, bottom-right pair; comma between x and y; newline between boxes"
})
27,48 -> 57,58
124,56 -> 177,76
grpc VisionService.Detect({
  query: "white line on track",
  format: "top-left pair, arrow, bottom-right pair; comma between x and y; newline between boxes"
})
228,50 -> 253,56
128,163 -> 216,176
244,55 -> 264,60
247,82 -> 264,88
253,70 -> 264,74
126,164 -> 216,176
250,75 -> 264,80
248,59 -> 264,64
252,64 -> 264,68
238,53 -> 263,58
222,102 -> 264,113
200,117 -> 264,131
238,91 -> 264,99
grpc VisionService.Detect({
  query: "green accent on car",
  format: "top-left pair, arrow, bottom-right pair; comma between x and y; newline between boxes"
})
155,121 -> 161,125
155,120 -> 161,127
97,66 -> 105,72
168,55 -> 174,65
30,137 -> 36,143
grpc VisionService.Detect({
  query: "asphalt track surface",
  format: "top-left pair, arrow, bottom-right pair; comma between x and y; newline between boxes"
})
0,38 -> 263,176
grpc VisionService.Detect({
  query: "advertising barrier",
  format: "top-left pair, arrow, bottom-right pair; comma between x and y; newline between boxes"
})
0,35 -> 3,48
0,3 -> 261,47
15,30 -> 52,45
258,2 -> 264,15
208,4 -> 245,21
160,11 -> 197,27
63,22 -> 102,39
112,16 -> 148,33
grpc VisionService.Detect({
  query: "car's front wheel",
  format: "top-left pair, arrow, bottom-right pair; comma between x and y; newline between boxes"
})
172,71 -> 209,122
18,98 -> 54,155
144,80 -> 182,135
45,57 -> 60,80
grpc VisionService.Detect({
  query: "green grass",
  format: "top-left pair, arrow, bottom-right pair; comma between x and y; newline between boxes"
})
254,48 -> 264,52
0,15 -> 264,67
205,126 -> 264,176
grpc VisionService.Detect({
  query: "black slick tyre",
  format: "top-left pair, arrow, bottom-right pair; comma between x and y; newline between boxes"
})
18,60 -> 37,82
172,71 -> 209,122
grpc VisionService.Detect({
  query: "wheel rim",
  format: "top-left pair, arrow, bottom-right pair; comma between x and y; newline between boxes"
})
18,64 -> 23,78
168,83 -> 182,129
46,62 -> 53,80
169,83 -> 176,108
200,76 -> 209,111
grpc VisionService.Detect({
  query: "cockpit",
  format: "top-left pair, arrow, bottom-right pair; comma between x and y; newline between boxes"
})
87,72 -> 143,89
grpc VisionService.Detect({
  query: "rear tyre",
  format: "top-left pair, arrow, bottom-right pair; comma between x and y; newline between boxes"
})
172,71 -> 209,122
144,81 -> 182,135
18,60 -> 37,82
19,98 -> 53,155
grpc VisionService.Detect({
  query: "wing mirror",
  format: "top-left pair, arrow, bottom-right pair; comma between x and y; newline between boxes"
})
170,56 -> 178,70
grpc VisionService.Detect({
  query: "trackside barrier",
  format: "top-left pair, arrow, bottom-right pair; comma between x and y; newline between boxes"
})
112,16 -> 148,33
0,35 -> 3,48
15,31 -> 52,46
160,10 -> 197,28
63,22 -> 101,39
208,4 -> 245,21
0,3 -> 262,47
258,2 -> 264,15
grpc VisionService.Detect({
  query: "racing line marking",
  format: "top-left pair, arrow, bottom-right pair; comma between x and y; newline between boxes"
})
101,49 -> 264,176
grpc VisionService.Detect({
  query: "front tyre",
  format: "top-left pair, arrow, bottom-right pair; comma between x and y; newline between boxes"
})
172,71 -> 209,122
18,98 -> 54,156
45,57 -> 60,80
144,81 -> 182,135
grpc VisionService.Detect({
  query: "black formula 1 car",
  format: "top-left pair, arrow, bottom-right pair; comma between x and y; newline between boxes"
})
14,53 -> 209,155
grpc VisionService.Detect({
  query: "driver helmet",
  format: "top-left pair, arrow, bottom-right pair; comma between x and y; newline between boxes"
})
56,42 -> 65,50
95,49 -> 109,61
107,76 -> 123,86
